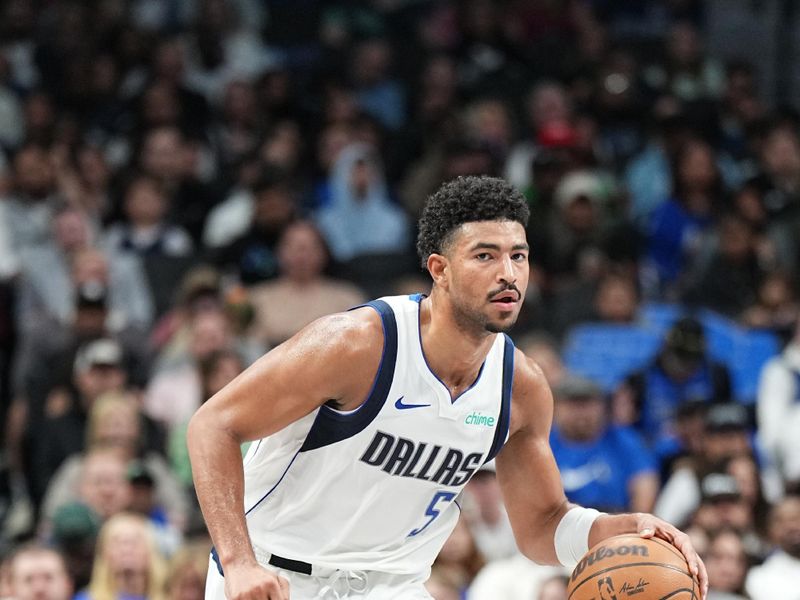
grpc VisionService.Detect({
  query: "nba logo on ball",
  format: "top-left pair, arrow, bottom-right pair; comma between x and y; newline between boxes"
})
566,535 -> 698,600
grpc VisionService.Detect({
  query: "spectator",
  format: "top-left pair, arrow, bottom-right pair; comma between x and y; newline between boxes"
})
740,271 -> 799,341
213,169 -> 296,285
167,349 -> 243,534
432,519 -> 485,598
17,218 -> 155,332
351,38 -> 406,131
467,557 -> 565,600
41,392 -> 185,537
614,317 -> 732,442
34,339 -> 130,503
518,334 -> 565,387
747,121 -> 800,222
135,125 -> 218,244
757,319 -> 800,487
655,404 -> 756,527
642,137 -> 724,298
248,221 -> 364,347
3,144 -> 59,252
745,496 -> 800,600
73,449 -> 132,524
505,81 -> 574,191
103,176 -> 193,258
461,464 -> 517,562
8,544 -> 73,600
550,374 -> 658,513
683,213 -> 766,316
145,307 -> 235,430
689,473 -> 764,558
537,575 -> 569,600
163,543 -> 209,600
77,512 -> 167,600
316,143 -> 410,263
643,21 -> 725,102
50,502 -> 101,593
706,528 -> 750,600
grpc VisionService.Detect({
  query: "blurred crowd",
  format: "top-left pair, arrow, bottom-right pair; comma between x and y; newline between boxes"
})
0,1 -> 799,599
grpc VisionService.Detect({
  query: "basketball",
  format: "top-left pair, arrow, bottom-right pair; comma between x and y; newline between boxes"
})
567,535 -> 697,600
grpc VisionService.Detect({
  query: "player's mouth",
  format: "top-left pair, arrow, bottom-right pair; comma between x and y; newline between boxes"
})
489,291 -> 519,305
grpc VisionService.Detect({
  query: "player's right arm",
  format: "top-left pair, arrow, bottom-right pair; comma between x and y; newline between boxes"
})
187,308 -> 383,600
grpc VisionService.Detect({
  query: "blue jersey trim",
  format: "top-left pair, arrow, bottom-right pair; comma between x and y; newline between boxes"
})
244,450 -> 301,516
411,294 -> 486,404
299,299 -> 398,452
485,335 -> 514,462
210,547 -> 224,576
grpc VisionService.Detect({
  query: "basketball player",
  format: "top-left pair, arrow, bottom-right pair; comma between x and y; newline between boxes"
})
189,176 -> 708,600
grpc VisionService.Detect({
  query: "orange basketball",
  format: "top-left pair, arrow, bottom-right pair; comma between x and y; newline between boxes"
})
567,535 -> 698,600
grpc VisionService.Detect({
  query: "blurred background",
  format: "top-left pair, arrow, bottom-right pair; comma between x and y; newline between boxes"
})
0,1 -> 799,599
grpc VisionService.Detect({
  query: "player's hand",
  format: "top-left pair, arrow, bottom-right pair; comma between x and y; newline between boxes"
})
224,561 -> 290,600
634,513 -> 708,600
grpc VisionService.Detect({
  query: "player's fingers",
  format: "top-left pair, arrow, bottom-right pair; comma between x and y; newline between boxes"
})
696,556 -> 709,600
277,575 -> 290,600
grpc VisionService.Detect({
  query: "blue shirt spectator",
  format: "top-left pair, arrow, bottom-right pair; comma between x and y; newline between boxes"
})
551,374 -> 659,513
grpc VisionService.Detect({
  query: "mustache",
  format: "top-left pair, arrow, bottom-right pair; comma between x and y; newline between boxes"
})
488,284 -> 521,301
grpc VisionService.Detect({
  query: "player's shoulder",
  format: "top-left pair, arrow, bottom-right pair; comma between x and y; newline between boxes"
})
508,346 -> 554,436
511,347 -> 550,400
294,304 -> 385,359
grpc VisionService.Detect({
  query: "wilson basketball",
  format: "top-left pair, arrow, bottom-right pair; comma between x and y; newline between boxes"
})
567,535 -> 697,600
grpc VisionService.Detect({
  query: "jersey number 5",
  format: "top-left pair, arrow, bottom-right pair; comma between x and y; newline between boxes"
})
408,491 -> 456,537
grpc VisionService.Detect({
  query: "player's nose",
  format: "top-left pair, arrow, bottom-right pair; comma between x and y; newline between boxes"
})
498,254 -> 516,283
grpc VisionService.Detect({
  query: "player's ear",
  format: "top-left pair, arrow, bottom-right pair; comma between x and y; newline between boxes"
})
427,253 -> 449,288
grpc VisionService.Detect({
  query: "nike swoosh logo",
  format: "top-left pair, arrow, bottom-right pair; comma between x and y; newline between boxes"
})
395,396 -> 431,410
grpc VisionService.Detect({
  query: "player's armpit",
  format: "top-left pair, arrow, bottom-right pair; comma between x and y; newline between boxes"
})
495,352 -> 571,565
192,306 -> 384,444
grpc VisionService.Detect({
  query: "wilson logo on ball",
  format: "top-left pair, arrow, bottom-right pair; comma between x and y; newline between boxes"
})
571,545 -> 650,581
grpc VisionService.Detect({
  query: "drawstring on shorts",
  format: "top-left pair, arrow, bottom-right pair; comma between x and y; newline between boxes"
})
314,569 -> 369,599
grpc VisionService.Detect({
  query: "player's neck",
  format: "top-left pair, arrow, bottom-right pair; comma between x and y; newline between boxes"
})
419,294 -> 495,398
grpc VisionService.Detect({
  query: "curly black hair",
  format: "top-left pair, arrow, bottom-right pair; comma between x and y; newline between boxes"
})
416,176 -> 530,268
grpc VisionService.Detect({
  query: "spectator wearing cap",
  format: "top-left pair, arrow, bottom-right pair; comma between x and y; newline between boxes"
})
32,339 -> 129,503
7,544 -> 73,600
549,374 -> 658,513
757,317 -> 800,488
655,404 -> 777,535
614,317 -> 732,443
746,496 -> 800,600
541,170 -> 609,282
688,471 -> 768,562
8,277 -> 150,512
50,502 -> 101,592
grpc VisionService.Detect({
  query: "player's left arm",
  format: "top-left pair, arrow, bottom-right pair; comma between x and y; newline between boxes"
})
495,350 -> 708,598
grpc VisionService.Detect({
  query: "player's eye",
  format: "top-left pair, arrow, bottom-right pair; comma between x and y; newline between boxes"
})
475,253 -> 492,261
511,253 -> 528,261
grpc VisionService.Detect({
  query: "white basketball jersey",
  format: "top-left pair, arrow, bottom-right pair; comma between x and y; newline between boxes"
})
233,294 -> 514,575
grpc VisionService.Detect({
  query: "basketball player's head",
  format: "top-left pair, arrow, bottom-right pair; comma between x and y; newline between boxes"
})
417,176 -> 530,334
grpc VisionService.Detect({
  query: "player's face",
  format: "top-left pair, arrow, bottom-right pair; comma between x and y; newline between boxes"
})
441,220 -> 529,334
